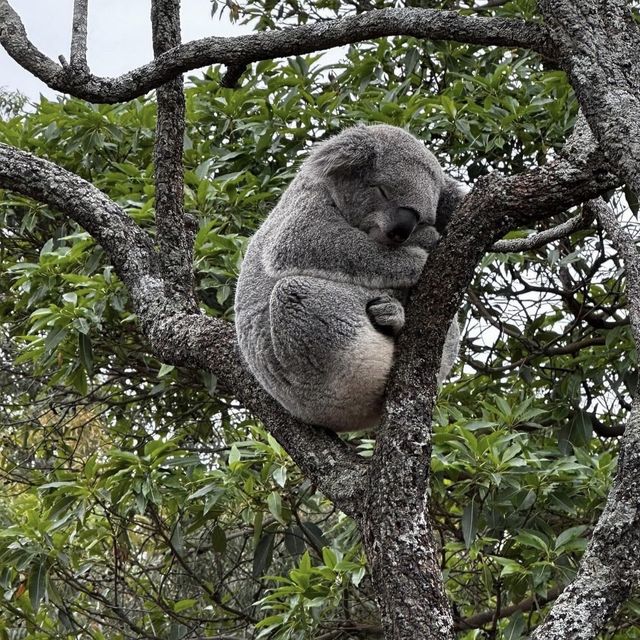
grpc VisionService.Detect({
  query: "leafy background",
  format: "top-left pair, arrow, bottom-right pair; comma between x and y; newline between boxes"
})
0,0 -> 638,638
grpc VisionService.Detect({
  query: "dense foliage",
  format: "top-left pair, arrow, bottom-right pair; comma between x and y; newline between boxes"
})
0,0 -> 638,638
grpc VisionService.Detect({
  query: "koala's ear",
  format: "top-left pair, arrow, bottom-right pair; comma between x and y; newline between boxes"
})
306,126 -> 377,178
436,177 -> 469,234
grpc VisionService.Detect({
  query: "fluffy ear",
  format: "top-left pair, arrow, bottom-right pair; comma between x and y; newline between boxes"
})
436,177 -> 469,233
306,126 -> 377,178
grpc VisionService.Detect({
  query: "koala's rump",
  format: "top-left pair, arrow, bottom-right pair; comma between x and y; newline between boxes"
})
267,275 -> 394,431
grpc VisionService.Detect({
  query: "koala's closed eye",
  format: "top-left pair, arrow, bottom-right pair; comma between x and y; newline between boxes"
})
375,185 -> 390,199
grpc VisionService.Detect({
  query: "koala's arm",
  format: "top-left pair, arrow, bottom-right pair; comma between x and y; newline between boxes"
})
265,204 -> 426,290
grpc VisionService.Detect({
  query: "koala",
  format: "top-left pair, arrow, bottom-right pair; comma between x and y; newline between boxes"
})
234,124 -> 464,432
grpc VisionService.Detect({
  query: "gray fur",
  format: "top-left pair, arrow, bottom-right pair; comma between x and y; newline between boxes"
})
235,124 -> 464,432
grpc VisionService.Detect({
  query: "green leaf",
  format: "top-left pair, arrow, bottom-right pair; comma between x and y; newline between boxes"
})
158,363 -> 175,378
555,525 -> 588,551
228,444 -> 241,467
211,525 -> 227,554
272,465 -> 287,488
461,500 -> 478,549
284,525 -> 305,557
516,531 -> 549,553
252,533 -> 275,579
28,560 -> 47,613
174,599 -> 197,613
267,491 -> 286,525
322,547 -> 337,569
299,521 -> 328,550
79,332 -> 94,376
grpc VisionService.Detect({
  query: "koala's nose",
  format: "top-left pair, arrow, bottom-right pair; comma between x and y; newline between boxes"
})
387,207 -> 418,245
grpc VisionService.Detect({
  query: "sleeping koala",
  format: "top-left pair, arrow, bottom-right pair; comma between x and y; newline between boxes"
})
235,124 -> 464,432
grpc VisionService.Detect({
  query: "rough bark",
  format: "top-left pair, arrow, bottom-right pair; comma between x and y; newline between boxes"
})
69,0 -> 89,72
150,0 -> 196,309
538,0 -> 640,195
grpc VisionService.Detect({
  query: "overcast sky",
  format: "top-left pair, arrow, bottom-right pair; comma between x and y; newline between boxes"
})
1,1 -> 252,98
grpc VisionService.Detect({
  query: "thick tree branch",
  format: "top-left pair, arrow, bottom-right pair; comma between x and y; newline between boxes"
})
151,0 -> 195,309
0,143 -> 367,517
356,124 -> 619,638
0,2 -> 551,103
538,1 -> 640,195
530,198 -> 640,640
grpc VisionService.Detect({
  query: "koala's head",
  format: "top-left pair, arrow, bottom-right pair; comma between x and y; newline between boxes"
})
305,124 -> 465,248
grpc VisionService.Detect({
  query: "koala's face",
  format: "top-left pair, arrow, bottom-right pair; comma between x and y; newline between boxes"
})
350,156 -> 443,250
306,124 -> 450,249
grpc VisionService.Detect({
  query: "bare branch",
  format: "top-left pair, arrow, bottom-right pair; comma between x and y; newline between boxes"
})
492,212 -> 591,252
150,0 -> 195,309
0,3 -> 551,103
457,585 -> 563,630
529,199 -> 640,639
70,0 -> 89,72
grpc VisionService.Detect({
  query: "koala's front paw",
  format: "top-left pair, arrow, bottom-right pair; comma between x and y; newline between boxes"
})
366,296 -> 405,337
403,245 -> 428,285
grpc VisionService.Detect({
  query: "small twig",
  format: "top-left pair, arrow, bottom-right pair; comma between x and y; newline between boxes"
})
457,585 -> 563,630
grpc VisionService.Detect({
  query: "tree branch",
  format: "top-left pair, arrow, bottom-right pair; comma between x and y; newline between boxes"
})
0,143 -> 367,517
530,199 -> 640,639
0,2 -> 551,103
491,211 -> 592,252
70,0 -> 89,72
355,119 -> 619,638
457,585 -> 563,630
150,0 -> 195,309
537,1 -> 640,195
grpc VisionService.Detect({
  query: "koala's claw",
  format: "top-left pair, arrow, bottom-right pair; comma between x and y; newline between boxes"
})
366,296 -> 405,337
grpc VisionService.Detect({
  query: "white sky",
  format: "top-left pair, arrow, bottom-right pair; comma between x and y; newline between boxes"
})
0,0 -> 253,98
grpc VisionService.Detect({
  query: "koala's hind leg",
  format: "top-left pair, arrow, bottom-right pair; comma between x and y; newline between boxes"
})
270,276 -> 394,431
